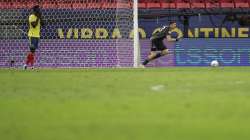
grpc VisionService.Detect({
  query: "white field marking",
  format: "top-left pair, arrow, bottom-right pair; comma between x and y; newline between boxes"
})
150,85 -> 165,92
235,81 -> 245,84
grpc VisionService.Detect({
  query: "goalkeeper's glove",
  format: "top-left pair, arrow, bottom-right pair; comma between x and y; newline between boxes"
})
150,36 -> 156,41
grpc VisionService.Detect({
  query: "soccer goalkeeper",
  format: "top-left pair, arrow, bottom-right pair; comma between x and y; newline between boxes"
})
141,21 -> 181,67
23,5 -> 43,69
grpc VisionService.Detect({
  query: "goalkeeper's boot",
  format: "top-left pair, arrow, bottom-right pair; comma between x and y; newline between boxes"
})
139,64 -> 145,68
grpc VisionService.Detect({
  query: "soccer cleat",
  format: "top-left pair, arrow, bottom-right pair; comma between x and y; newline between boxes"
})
139,64 -> 145,68
23,64 -> 27,70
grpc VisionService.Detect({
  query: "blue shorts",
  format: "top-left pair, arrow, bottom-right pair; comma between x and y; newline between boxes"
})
29,37 -> 40,52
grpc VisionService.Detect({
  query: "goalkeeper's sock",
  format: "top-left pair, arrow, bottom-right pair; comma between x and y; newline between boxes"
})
152,53 -> 163,60
142,59 -> 149,65
143,53 -> 163,65
149,53 -> 163,62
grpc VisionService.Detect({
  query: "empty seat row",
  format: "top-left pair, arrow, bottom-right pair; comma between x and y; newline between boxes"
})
0,0 -> 249,9
140,0 -> 250,9
0,1 -> 131,9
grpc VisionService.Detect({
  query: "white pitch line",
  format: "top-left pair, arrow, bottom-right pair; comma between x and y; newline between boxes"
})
150,84 -> 165,92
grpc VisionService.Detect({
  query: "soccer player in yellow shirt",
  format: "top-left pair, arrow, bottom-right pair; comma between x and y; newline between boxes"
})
24,5 -> 43,69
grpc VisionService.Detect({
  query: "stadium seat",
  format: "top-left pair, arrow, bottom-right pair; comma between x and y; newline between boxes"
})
0,2 -> 12,9
57,2 -> 72,9
102,0 -> 117,9
234,0 -> 250,8
145,0 -> 161,8
42,1 -> 58,9
117,1 -> 132,8
87,2 -> 103,9
161,0 -> 176,9
2,0 -> 250,10
138,0 -> 149,8
176,0 -> 191,9
190,0 -> 205,8
27,1 -> 39,9
72,2 -> 87,9
12,2 -> 27,9
220,0 -> 235,8
205,0 -> 220,8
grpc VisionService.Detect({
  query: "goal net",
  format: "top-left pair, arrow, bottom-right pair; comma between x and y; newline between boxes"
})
0,0 -> 140,68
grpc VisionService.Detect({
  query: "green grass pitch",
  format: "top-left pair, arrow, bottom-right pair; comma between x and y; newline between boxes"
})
1,67 -> 250,140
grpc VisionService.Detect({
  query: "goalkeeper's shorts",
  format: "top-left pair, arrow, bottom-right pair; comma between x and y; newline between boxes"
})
151,38 -> 167,51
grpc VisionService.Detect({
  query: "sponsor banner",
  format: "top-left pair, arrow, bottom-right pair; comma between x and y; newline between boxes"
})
1,39 -> 250,67
174,38 -> 250,66
54,14 -> 250,39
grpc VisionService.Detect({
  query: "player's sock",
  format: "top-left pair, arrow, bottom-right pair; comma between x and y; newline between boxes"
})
142,59 -> 149,65
30,53 -> 35,67
143,52 -> 166,66
30,60 -> 34,67
143,53 -> 163,65
26,52 -> 32,65
152,53 -> 163,60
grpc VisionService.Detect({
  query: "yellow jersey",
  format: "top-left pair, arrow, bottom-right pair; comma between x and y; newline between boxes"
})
28,14 -> 40,38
